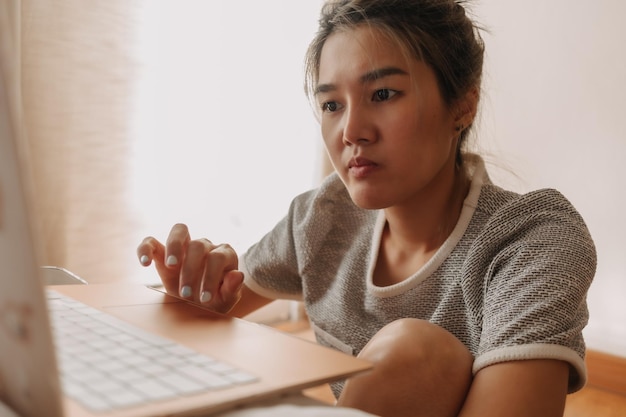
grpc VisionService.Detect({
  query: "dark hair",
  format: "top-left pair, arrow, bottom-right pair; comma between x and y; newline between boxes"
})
304,0 -> 485,163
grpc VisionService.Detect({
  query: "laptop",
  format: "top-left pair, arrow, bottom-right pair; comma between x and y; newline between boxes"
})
0,18 -> 371,417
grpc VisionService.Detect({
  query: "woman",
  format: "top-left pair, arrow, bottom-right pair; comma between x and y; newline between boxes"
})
138,1 -> 596,416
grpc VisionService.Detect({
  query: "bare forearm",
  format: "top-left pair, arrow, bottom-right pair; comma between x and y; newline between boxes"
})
458,359 -> 569,417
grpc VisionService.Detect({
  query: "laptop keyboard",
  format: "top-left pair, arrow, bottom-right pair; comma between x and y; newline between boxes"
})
46,290 -> 259,413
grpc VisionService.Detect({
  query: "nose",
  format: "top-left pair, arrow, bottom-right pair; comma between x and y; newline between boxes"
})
342,104 -> 376,146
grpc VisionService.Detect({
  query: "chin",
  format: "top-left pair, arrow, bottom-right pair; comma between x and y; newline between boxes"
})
348,190 -> 389,210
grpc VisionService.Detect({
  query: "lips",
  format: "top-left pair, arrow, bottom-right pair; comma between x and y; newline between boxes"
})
348,156 -> 378,178
348,156 -> 377,169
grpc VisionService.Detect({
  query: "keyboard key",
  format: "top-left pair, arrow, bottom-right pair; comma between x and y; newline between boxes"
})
46,290 -> 259,412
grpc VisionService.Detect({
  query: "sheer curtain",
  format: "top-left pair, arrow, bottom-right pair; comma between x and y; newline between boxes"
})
0,1 -> 20,133
21,1 -> 138,283
20,0 -> 323,287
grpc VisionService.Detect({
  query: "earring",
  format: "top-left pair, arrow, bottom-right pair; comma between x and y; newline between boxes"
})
455,124 -> 464,132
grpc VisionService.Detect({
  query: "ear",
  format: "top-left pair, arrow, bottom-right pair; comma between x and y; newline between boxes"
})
453,86 -> 479,131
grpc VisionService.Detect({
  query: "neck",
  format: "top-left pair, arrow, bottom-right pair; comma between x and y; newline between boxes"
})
382,164 -> 470,255
373,156 -> 472,287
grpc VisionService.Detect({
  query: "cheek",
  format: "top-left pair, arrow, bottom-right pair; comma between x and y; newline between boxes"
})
400,106 -> 453,147
321,120 -> 342,155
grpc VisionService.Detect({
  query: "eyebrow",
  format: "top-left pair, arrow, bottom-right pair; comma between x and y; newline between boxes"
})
314,66 -> 409,95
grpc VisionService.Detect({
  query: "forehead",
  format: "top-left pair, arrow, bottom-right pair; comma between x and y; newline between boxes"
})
318,25 -> 412,82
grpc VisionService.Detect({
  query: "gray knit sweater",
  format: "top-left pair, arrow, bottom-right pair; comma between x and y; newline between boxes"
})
241,157 -> 596,393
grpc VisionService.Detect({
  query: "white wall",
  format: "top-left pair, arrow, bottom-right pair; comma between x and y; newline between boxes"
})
129,1 -> 324,322
130,1 -> 324,285
474,1 -> 626,356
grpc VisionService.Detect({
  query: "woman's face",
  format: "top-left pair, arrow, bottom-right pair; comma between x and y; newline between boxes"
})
316,26 -> 460,210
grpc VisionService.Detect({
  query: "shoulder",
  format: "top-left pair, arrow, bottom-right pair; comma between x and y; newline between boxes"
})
289,172 -> 374,227
282,172 -> 377,256
467,182 -> 597,307
479,184 -> 585,222
475,184 -> 595,253
290,172 -> 351,210
464,155 -> 589,226
461,155 -> 595,265
462,165 -> 597,296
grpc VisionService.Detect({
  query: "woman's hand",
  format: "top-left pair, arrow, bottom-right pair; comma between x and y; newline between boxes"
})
136,223 -> 244,314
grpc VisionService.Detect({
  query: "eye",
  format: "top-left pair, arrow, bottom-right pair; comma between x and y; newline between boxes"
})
372,88 -> 398,102
321,101 -> 341,113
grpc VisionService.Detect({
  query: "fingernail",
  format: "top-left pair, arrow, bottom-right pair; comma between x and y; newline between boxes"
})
180,285 -> 192,298
166,255 -> 178,266
140,255 -> 150,265
200,291 -> 212,303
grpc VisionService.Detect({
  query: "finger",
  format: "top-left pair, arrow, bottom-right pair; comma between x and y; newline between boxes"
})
137,236 -> 179,295
204,270 -> 244,314
180,238 -> 215,301
165,223 -> 191,269
222,270 -> 245,295
200,244 -> 239,309
218,270 -> 245,311
137,236 -> 161,267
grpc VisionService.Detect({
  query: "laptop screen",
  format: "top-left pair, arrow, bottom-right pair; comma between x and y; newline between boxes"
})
0,2 -> 65,416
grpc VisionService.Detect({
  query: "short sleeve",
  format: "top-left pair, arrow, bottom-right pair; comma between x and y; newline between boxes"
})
241,173 -> 360,301
472,189 -> 596,392
240,197 -> 307,301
